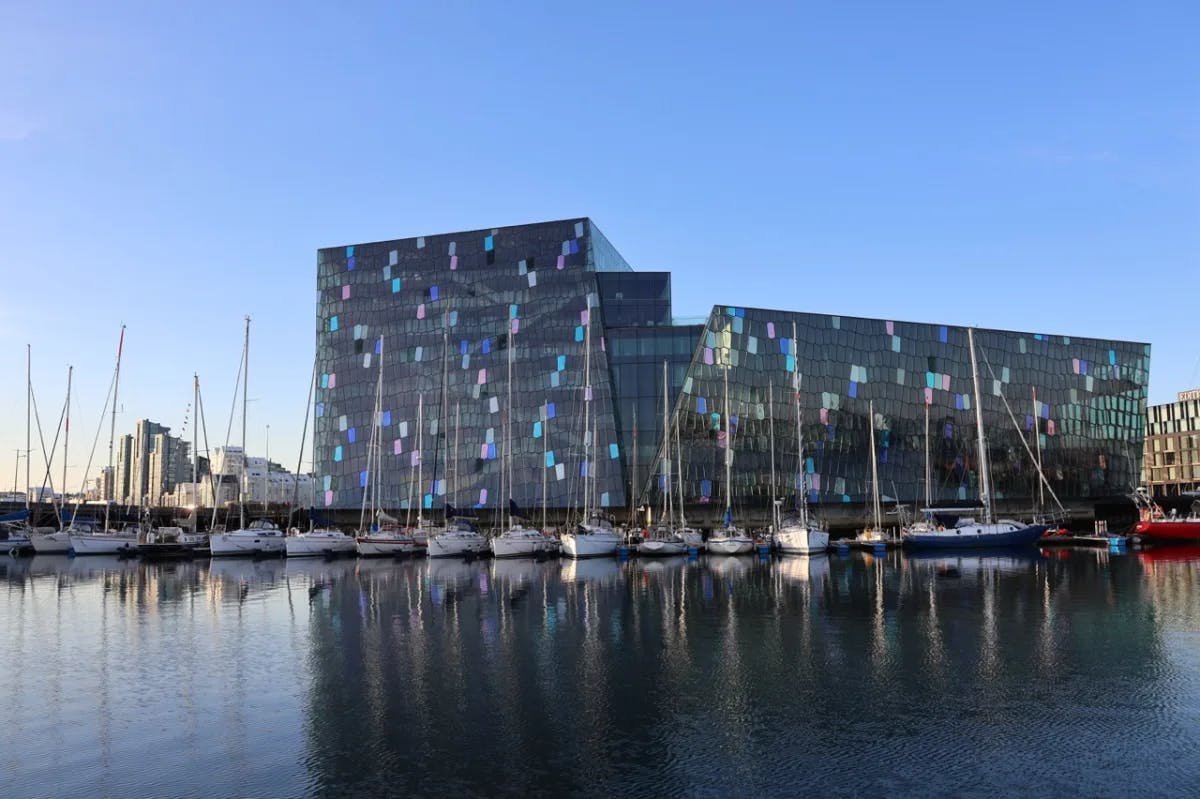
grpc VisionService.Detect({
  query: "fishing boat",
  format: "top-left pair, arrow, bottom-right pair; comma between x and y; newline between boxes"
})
209,318 -> 286,557
561,305 -> 620,559
903,329 -> 1046,549
1131,490 -> 1200,543
707,362 -> 754,555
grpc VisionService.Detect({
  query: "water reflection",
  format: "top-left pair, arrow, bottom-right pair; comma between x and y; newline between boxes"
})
0,549 -> 1198,797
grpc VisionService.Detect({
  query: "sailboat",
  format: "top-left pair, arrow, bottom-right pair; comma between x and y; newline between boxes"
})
902,328 -> 1047,548
775,328 -> 830,555
287,363 -> 354,557
71,327 -> 140,555
491,327 -> 554,558
31,365 -> 77,554
427,315 -> 487,559
561,304 -> 620,559
6,346 -> 40,554
639,361 -> 687,556
707,361 -> 754,555
855,400 -> 890,546
356,337 -> 418,557
210,317 -> 285,556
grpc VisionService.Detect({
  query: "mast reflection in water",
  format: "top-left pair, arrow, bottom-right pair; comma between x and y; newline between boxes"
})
1,549 -> 1198,797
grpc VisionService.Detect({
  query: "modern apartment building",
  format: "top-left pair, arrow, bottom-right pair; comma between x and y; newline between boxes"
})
1141,389 -> 1200,497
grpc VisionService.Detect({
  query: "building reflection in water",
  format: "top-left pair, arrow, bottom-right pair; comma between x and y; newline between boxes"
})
2,547 -> 1198,797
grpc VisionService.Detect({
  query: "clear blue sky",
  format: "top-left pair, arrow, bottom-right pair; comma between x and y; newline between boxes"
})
2,1 -> 1197,494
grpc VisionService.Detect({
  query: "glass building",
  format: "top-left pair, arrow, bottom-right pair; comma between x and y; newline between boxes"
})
315,219 -> 1150,528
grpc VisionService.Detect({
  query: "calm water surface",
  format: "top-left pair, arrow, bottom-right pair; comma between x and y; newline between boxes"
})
1,548 -> 1197,798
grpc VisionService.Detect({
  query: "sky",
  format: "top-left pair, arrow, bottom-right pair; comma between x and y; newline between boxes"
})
2,1 -> 1197,495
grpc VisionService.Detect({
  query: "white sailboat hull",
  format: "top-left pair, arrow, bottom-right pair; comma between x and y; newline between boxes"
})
209,530 -> 285,557
706,536 -> 755,555
775,527 -> 829,555
490,530 -> 551,559
69,533 -> 138,555
30,531 -> 72,554
427,532 -> 488,558
285,532 -> 356,557
356,536 -> 416,557
637,539 -> 686,556
561,531 -> 620,559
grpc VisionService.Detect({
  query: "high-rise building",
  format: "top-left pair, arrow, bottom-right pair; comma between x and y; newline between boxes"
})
1142,389 -> 1200,497
315,219 -> 1150,527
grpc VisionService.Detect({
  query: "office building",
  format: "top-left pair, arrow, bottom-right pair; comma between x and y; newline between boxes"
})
1142,389 -> 1200,497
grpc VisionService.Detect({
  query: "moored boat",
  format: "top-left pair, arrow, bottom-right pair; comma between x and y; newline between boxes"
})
286,527 -> 356,557
1131,492 -> 1200,543
138,526 -> 208,559
210,519 -> 286,557
31,528 -> 76,554
491,523 -> 553,558
427,516 -> 488,558
70,527 -> 138,555
902,329 -> 1045,550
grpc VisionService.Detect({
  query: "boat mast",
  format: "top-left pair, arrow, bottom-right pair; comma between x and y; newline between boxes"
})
660,361 -> 669,527
192,373 -> 199,533
794,323 -> 808,527
541,399 -> 548,533
631,401 -> 639,528
454,400 -> 461,513
360,337 -> 383,533
924,401 -> 931,509
441,309 -> 451,521
25,345 -> 30,509
239,315 -> 249,530
967,327 -> 992,524
291,361 -> 317,532
416,392 -> 424,527
1032,386 -> 1044,514
62,365 -> 72,521
768,377 -> 776,532
581,302 -> 592,523
506,324 -> 514,529
377,389 -> 383,524
102,327 -> 125,532
676,393 -> 687,531
723,365 -> 732,527
869,399 -> 881,531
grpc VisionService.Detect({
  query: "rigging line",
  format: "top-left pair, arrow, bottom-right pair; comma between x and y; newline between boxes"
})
217,332 -> 247,530
69,365 -> 119,528
31,384 -> 66,527
979,345 -> 1067,513
198,380 -> 221,531
291,359 -> 318,529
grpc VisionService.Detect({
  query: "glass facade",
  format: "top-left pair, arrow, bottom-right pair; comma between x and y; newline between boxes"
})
316,219 -> 1150,526
648,307 -> 1149,526
315,219 -> 626,517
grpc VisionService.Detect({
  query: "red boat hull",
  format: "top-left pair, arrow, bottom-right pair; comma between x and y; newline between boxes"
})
1133,520 -> 1200,542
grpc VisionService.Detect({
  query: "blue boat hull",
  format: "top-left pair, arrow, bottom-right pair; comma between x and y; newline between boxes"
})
903,524 -> 1048,549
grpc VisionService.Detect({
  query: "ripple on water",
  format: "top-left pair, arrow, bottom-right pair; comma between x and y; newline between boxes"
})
0,551 -> 1198,798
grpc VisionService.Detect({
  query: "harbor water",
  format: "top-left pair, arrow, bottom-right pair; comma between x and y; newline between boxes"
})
1,548 -> 1197,798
